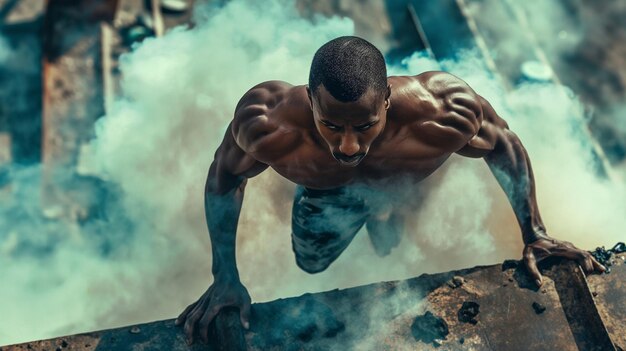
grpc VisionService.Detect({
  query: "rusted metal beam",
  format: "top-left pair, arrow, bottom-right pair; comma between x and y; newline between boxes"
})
151,0 -> 164,37
8,255 -> 625,350
586,253 -> 626,350
43,0 -> 119,61
100,22 -> 115,114
548,260 -> 616,351
406,3 -> 435,60
499,0 -> 617,182
41,0 -> 119,220
0,132 -> 11,195
0,0 -> 20,21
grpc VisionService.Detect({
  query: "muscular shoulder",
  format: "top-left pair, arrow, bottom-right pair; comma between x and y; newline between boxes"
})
231,81 -> 304,160
402,71 -> 484,152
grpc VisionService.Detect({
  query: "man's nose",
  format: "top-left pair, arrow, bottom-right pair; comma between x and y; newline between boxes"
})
339,133 -> 360,156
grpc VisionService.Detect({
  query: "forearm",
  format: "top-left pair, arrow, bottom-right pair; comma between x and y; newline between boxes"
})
205,170 -> 246,280
484,130 -> 547,244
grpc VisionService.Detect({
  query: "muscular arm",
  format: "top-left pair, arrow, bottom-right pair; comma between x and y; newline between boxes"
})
414,72 -> 545,241
206,123 -> 268,280
415,72 -> 604,283
208,80 -> 295,279
457,96 -> 546,244
177,83 -> 287,343
446,87 -> 605,284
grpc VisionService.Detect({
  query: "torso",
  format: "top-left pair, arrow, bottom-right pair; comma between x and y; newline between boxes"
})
240,73 -> 475,190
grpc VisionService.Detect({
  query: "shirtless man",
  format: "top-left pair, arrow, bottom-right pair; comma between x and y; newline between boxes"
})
175,36 -> 606,344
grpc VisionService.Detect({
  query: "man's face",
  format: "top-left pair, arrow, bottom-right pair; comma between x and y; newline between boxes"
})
307,84 -> 391,167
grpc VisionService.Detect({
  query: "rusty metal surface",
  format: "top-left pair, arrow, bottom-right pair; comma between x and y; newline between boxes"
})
3,258 -> 625,350
419,262 -> 578,351
374,262 -> 578,350
2,332 -> 101,351
247,262 -> 578,350
548,260 -> 616,351
41,0 -> 114,220
1,320 -> 213,351
587,253 -> 626,351
0,0 -> 44,24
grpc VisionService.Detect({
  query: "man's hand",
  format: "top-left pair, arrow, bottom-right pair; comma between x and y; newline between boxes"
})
175,277 -> 251,345
523,235 -> 606,287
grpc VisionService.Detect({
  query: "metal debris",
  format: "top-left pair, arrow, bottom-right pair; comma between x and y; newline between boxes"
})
452,276 -> 465,287
521,60 -> 554,82
590,242 -> 626,273
411,311 -> 449,346
447,275 -> 465,288
458,301 -> 480,324
161,0 -> 189,13
129,326 -> 140,334
532,302 -> 546,314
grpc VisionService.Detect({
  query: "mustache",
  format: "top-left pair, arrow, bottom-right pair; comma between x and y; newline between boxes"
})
333,152 -> 366,162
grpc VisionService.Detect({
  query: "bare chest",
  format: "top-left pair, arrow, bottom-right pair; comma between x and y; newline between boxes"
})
267,132 -> 451,189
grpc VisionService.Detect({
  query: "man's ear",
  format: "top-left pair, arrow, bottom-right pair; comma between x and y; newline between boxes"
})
384,84 -> 392,110
306,85 -> 314,110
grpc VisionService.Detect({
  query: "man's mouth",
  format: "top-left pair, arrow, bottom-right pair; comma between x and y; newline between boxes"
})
334,153 -> 365,166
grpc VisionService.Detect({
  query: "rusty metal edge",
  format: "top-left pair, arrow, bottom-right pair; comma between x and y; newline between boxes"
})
1,259 -> 622,350
548,260 -> 616,351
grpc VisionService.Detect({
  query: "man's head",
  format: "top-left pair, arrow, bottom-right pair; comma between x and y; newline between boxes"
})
307,36 -> 391,167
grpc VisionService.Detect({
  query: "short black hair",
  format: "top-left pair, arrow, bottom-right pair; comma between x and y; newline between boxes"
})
309,36 -> 387,102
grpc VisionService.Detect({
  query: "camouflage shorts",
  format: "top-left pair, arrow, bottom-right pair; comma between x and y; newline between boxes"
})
291,185 -> 369,273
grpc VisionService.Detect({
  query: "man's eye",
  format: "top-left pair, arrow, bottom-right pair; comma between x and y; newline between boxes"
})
322,122 -> 341,131
356,123 -> 376,132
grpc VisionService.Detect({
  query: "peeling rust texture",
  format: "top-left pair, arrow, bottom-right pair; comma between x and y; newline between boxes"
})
547,260 -> 616,351
3,257 -> 625,350
420,262 -> 577,351
587,253 -> 626,351
1,320 -> 207,351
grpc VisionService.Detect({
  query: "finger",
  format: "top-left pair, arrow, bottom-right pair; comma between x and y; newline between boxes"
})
184,304 -> 206,345
240,300 -> 251,330
176,302 -> 197,326
524,248 -> 543,286
199,305 -> 222,343
590,255 -> 606,273
581,256 -> 594,273
534,246 -> 552,260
